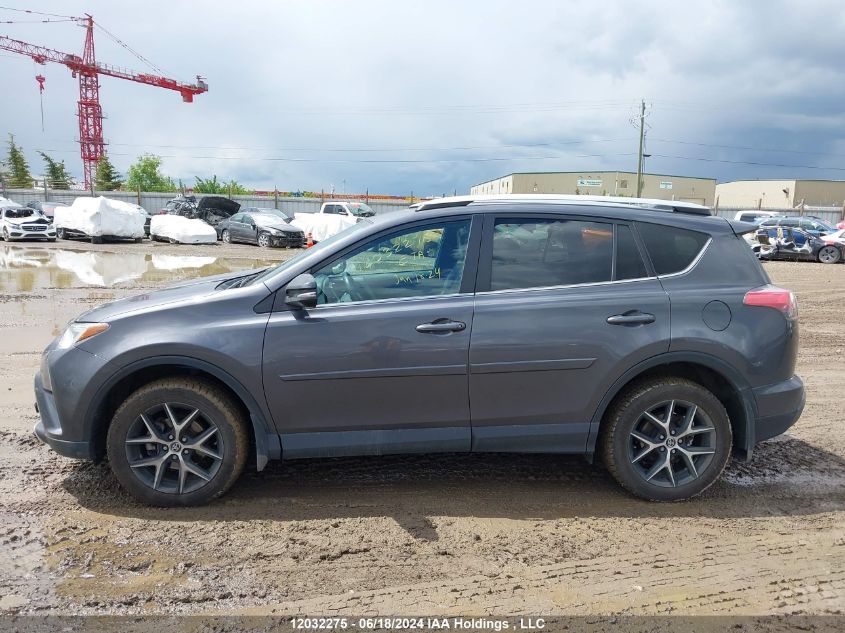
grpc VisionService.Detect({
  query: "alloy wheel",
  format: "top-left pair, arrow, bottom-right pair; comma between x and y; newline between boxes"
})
222,230 -> 230,243
818,246 -> 840,264
627,399 -> 716,488
124,402 -> 223,495
258,233 -> 269,247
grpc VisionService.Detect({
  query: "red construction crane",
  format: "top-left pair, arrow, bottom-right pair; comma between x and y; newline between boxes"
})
0,13 -> 208,188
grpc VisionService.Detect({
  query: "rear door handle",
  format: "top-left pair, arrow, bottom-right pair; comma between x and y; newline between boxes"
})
416,319 -> 466,333
607,312 -> 655,326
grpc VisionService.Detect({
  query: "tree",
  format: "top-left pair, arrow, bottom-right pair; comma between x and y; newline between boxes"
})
125,154 -> 176,192
94,153 -> 123,191
6,135 -> 34,188
194,175 -> 250,195
39,152 -> 73,189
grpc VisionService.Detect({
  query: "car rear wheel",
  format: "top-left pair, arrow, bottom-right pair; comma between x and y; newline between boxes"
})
601,377 -> 732,502
222,229 -> 231,244
106,377 -> 249,506
817,245 -> 841,264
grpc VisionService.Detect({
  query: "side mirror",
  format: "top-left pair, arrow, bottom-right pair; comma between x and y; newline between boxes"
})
285,273 -> 318,310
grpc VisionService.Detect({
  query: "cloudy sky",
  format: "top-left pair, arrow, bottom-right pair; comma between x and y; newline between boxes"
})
1,0 -> 844,196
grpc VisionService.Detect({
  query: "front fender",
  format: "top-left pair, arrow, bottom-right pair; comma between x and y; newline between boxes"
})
85,354 -> 280,471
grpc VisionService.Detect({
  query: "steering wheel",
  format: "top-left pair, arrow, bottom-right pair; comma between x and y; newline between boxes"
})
319,271 -> 375,303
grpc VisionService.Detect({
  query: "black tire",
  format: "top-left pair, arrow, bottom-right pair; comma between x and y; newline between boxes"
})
258,232 -> 270,248
817,245 -> 841,264
106,377 -> 249,506
91,236 -> 104,244
134,237 -> 143,243
56,227 -> 66,240
2,228 -> 9,242
600,376 -> 732,502
221,229 -> 231,244
48,238 -> 56,242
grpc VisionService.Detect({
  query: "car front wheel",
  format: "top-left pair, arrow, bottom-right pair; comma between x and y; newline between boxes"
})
601,377 -> 732,502
258,232 -> 270,248
221,229 -> 231,244
106,377 -> 249,506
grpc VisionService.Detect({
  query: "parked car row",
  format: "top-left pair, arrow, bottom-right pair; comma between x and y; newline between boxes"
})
733,211 -> 845,264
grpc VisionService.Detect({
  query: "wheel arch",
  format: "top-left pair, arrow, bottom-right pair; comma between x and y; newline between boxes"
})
86,356 -> 280,470
587,352 -> 757,460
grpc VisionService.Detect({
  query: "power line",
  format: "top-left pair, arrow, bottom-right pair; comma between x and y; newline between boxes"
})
649,153 -> 845,172
0,6 -> 78,19
650,137 -> 845,159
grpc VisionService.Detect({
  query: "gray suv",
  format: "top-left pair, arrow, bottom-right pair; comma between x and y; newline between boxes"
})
34,195 -> 805,506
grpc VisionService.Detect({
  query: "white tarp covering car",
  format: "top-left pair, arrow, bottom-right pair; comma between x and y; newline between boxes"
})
290,213 -> 356,242
54,196 -> 146,241
150,214 -> 217,244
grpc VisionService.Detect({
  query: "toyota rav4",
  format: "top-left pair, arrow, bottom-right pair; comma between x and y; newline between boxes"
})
34,195 -> 805,506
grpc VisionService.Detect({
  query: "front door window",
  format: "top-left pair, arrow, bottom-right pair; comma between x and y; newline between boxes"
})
313,220 -> 471,304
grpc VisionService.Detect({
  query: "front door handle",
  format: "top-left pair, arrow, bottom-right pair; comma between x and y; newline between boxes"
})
416,319 -> 466,333
607,312 -> 656,326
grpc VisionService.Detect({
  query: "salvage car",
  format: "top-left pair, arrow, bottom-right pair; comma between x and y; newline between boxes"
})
34,194 -> 805,506
27,200 -> 70,220
217,211 -> 305,248
0,204 -> 56,242
54,196 -> 146,244
150,214 -> 217,244
758,215 -> 837,238
754,225 -> 843,264
166,195 -> 240,229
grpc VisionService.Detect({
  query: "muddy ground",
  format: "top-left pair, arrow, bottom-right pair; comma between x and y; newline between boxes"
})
0,240 -> 842,617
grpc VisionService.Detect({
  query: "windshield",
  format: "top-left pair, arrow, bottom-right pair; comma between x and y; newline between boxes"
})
348,203 -> 374,217
250,219 -> 373,285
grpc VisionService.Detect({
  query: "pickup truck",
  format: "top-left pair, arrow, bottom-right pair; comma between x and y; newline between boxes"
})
317,201 -> 376,220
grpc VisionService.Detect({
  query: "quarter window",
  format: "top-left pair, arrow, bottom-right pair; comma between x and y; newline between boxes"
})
490,219 -> 613,291
636,223 -> 709,275
314,220 -> 471,304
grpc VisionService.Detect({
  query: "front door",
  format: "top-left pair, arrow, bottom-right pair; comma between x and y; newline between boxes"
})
262,216 -> 480,458
469,214 -> 671,453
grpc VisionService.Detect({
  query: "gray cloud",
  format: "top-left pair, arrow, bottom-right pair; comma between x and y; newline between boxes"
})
1,0 -> 844,196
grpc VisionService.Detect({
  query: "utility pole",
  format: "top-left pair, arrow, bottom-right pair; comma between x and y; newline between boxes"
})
635,99 -> 646,197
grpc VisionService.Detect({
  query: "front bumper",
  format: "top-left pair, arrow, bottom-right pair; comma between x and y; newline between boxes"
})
752,374 -> 805,443
33,371 -> 95,460
8,228 -> 56,240
270,232 -> 306,248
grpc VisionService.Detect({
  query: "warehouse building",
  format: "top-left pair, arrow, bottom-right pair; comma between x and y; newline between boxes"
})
715,179 -> 845,209
470,171 -> 716,206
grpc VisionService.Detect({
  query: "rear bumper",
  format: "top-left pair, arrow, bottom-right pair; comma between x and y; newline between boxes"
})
33,372 -> 95,460
752,375 -> 805,443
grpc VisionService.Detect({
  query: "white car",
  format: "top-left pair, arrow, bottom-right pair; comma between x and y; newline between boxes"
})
0,204 -> 56,242
821,228 -> 845,246
733,210 -> 780,224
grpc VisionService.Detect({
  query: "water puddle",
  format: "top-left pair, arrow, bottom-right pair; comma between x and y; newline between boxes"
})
0,244 -> 276,291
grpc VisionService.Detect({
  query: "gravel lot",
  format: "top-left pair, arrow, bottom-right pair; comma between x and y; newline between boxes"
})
0,240 -> 842,617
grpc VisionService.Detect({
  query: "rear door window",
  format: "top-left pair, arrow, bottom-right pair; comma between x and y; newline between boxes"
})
635,223 -> 710,275
489,218 -> 613,290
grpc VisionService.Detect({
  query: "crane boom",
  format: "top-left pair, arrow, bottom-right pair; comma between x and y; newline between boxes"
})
0,14 -> 207,188
0,35 -> 208,101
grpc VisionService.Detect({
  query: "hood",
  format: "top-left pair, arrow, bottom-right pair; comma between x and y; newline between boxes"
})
77,267 -> 266,322
197,196 -> 240,215
256,219 -> 300,232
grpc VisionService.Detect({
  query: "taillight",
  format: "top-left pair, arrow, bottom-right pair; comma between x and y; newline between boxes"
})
743,285 -> 797,318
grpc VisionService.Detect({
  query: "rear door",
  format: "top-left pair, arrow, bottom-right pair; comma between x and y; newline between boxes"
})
469,213 -> 670,453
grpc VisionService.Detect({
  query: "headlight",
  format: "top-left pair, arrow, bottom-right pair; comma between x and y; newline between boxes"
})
7,222 -> 20,229
57,322 -> 109,349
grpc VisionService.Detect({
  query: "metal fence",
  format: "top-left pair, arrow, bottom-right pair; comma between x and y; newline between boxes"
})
0,188 -> 410,216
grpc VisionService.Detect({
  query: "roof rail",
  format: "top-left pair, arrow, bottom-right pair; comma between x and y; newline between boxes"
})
412,194 -> 712,216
